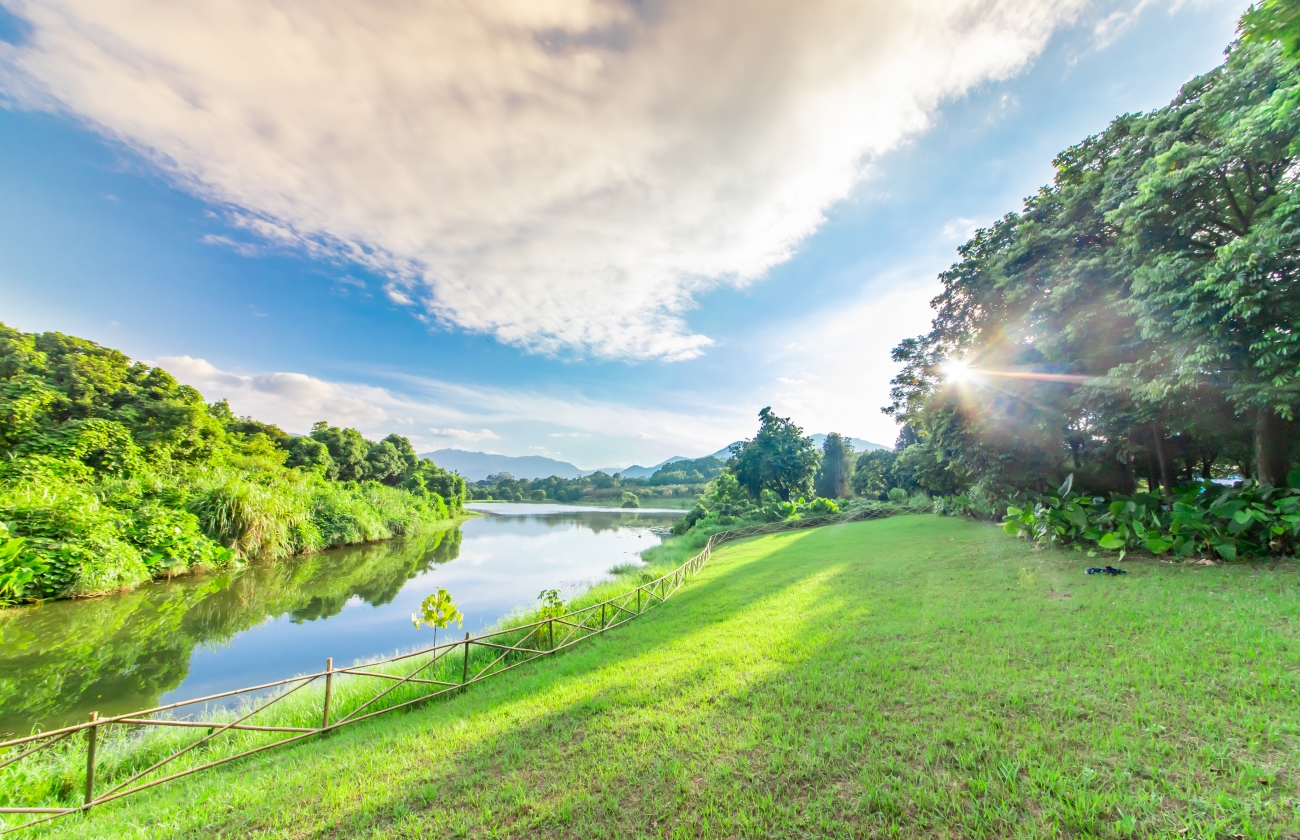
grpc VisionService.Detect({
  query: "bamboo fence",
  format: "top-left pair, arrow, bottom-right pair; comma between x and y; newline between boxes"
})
0,503 -> 924,834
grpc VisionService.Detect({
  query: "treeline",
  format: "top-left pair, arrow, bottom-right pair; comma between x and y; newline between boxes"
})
467,455 -> 724,504
0,324 -> 464,604
886,10 -> 1300,501
675,409 -> 902,534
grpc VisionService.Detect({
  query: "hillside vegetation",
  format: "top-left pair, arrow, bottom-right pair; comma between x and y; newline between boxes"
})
467,455 -> 725,505
0,324 -> 464,604
34,516 -> 1299,839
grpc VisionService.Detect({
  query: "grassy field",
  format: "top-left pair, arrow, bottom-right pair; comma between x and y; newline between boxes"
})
27,515 -> 1300,838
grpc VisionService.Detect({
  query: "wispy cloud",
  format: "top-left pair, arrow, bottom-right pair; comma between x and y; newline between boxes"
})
763,273 -> 941,447
155,354 -> 751,464
429,428 -> 500,442
2,0 -> 1086,360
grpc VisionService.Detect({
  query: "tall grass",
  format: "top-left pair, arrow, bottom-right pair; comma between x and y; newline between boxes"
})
185,468 -> 314,560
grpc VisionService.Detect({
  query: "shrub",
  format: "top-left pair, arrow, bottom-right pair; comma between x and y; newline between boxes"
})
1002,475 -> 1300,560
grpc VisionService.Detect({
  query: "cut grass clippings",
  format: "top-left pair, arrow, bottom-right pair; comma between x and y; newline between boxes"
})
18,514 -> 1300,838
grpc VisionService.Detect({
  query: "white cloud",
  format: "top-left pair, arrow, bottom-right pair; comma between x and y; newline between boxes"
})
941,217 -> 980,242
154,354 -> 750,463
2,0 -> 1085,360
764,275 -> 940,447
429,428 -> 501,442
158,355 -> 393,431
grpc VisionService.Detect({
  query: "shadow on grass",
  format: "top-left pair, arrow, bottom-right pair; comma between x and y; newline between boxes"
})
46,522 -> 850,837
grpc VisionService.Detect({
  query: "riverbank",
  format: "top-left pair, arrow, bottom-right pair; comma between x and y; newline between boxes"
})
469,496 -> 699,511
20,514 -> 1299,838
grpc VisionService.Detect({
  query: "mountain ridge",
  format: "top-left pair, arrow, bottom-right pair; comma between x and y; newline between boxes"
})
423,434 -> 887,481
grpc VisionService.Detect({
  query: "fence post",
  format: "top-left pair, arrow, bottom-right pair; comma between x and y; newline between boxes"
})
601,602 -> 606,629
461,632 -> 471,685
321,657 -> 333,731
83,711 -> 98,809
637,587 -> 641,614
548,618 -> 554,651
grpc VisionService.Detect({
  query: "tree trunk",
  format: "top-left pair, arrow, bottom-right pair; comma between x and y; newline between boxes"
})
1254,407 -> 1295,487
1151,425 -> 1175,496
1143,441 -> 1161,495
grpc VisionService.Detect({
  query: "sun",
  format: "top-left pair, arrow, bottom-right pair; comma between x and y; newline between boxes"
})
943,359 -> 974,383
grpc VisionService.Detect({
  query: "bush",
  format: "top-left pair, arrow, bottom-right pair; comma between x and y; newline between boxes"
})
1002,476 -> 1300,560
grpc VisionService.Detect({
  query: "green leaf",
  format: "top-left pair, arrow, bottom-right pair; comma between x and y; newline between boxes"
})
1145,535 -> 1174,554
1209,538 -> 1238,561
1288,466 -> 1300,490
1097,532 -> 1126,550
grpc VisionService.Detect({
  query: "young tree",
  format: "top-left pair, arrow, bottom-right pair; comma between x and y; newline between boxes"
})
729,407 -> 819,501
813,432 -> 853,499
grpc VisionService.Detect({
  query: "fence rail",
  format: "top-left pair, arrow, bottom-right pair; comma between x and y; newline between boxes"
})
0,503 -> 922,834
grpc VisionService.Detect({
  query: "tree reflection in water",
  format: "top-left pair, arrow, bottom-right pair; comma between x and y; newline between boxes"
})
0,527 -> 461,736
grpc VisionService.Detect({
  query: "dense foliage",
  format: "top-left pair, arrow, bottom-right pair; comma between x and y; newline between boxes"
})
1003,473 -> 1300,560
0,324 -> 464,604
885,19 -> 1300,513
672,408 -> 858,534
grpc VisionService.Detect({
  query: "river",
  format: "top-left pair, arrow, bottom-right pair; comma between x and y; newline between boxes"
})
0,504 -> 682,737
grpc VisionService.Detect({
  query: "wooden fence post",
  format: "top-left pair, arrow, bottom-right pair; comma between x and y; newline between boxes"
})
601,602 -> 606,629
548,618 -> 554,651
461,632 -> 471,685
637,588 -> 642,613
321,658 -> 333,731
83,711 -> 98,809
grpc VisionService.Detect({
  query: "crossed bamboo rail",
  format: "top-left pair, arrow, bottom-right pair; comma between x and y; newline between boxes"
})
0,503 -> 924,834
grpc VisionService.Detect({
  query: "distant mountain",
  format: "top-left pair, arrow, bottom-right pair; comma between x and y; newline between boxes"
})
587,456 -> 687,479
810,434 -> 888,453
428,434 -> 889,483
707,434 -> 887,462
420,449 -> 583,481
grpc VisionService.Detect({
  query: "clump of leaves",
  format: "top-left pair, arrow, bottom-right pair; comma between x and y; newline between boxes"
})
1003,473 -> 1300,560
412,587 -> 463,646
537,588 -> 567,619
0,522 -> 41,605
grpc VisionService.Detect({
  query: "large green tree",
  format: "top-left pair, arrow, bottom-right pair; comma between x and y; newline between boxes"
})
886,24 -> 1300,494
813,433 -> 853,499
729,408 -> 819,501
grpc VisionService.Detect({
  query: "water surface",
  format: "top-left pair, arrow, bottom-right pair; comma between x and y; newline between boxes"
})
0,505 -> 680,736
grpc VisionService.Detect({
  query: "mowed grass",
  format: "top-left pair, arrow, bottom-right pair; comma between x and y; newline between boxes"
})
31,515 -> 1300,839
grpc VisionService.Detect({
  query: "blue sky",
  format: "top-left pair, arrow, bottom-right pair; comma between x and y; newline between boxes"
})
0,0 -> 1247,469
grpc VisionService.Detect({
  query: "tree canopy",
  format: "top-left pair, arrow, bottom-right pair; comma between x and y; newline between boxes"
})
729,407 -> 820,502
885,30 -> 1300,498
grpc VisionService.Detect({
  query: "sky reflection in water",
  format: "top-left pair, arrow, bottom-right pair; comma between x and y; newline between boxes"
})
0,506 -> 679,735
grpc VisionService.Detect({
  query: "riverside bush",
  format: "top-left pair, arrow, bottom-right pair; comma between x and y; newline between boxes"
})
1001,474 -> 1300,560
0,324 -> 465,604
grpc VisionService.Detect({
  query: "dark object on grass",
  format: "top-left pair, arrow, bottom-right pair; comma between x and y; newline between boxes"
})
1086,566 -> 1127,575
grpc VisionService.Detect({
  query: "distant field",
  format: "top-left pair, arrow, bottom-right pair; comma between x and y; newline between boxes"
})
36,516 -> 1300,838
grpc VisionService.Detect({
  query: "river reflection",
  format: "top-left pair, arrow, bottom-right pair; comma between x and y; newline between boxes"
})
0,506 -> 679,736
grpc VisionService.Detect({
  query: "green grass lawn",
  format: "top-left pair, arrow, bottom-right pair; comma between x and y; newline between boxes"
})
30,515 -> 1300,838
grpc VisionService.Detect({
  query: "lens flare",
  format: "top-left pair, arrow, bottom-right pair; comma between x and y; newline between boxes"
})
943,359 -> 974,382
